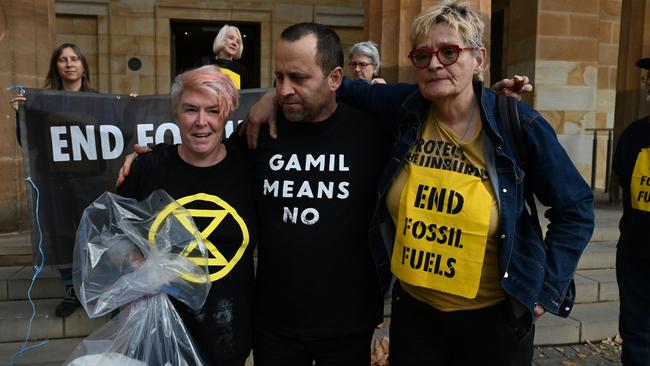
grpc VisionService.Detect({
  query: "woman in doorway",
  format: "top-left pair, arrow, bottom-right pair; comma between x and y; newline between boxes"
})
209,24 -> 249,90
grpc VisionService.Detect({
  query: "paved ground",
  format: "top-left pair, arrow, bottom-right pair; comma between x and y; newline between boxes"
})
533,340 -> 622,365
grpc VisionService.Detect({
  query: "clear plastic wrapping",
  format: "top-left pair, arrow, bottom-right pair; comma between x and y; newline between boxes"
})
65,190 -> 210,366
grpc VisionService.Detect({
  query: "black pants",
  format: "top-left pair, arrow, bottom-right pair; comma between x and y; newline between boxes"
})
389,282 -> 534,366
253,323 -> 374,366
617,250 -> 650,366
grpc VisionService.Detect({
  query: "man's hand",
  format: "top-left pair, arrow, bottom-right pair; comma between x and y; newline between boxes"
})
491,75 -> 533,99
115,144 -> 152,188
534,304 -> 546,320
238,90 -> 278,149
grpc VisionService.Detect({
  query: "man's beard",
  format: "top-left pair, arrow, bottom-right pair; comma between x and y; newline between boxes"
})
281,102 -> 326,123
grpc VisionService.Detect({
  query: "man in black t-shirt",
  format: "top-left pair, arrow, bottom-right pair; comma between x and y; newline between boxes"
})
251,23 -> 390,365
612,57 -> 650,366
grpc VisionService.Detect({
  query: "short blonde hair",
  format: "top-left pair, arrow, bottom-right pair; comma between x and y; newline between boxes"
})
171,65 -> 239,121
410,0 -> 484,49
213,25 -> 243,60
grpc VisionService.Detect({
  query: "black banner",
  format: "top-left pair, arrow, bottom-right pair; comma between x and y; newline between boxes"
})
18,88 -> 267,265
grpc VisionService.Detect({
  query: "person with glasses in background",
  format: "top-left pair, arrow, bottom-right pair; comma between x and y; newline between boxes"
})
348,41 -> 386,84
612,57 -> 650,366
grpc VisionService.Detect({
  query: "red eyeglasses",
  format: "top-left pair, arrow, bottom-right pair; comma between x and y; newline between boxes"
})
408,45 -> 475,68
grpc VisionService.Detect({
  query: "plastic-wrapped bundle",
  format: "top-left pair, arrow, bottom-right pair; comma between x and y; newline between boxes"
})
65,190 -> 210,366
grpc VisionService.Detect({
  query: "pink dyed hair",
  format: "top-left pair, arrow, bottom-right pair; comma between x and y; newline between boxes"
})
170,65 -> 239,120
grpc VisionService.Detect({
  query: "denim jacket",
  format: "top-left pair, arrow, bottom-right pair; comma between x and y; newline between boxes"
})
339,78 -> 594,330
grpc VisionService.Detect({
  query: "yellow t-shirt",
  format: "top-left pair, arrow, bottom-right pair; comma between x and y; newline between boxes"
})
386,106 -> 506,311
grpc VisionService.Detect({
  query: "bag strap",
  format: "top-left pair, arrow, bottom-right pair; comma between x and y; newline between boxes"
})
496,95 -> 543,239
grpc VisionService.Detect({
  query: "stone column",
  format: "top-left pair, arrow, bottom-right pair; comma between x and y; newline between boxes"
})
0,0 -> 57,232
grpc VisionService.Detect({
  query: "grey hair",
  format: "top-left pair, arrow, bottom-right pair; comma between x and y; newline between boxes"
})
213,25 -> 243,60
348,41 -> 381,67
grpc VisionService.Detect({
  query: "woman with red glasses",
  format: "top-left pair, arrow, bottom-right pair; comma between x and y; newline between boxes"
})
334,1 -> 593,364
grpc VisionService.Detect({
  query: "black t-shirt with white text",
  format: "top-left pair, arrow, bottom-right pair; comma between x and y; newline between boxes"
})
253,102 -> 391,336
117,141 -> 257,363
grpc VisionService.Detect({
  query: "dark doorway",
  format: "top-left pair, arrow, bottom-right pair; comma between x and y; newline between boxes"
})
490,8 -> 505,83
170,20 -> 261,88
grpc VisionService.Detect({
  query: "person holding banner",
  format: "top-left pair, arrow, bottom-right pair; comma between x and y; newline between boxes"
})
10,42 -> 95,318
612,57 -> 650,366
243,2 -> 594,364
10,42 -> 94,138
117,65 -> 257,366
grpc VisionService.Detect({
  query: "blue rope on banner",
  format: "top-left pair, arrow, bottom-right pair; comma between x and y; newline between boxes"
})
9,177 -> 48,366
5,85 -> 26,94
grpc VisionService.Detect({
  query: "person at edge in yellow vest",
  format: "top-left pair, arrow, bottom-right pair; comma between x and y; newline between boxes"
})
207,24 -> 249,90
241,1 -> 594,365
612,57 -> 650,366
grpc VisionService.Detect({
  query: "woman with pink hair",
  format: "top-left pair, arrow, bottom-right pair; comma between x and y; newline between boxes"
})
117,65 -> 257,366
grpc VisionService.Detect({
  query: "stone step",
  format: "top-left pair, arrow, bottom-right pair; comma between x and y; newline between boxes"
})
0,298 -> 108,343
0,337 -> 83,366
575,269 -> 618,303
1,266 -> 66,301
0,233 -> 31,267
534,301 -> 619,345
577,241 -> 616,270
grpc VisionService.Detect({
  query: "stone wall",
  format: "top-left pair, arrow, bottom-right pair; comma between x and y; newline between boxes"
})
528,0 -> 622,187
0,1 -> 57,232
